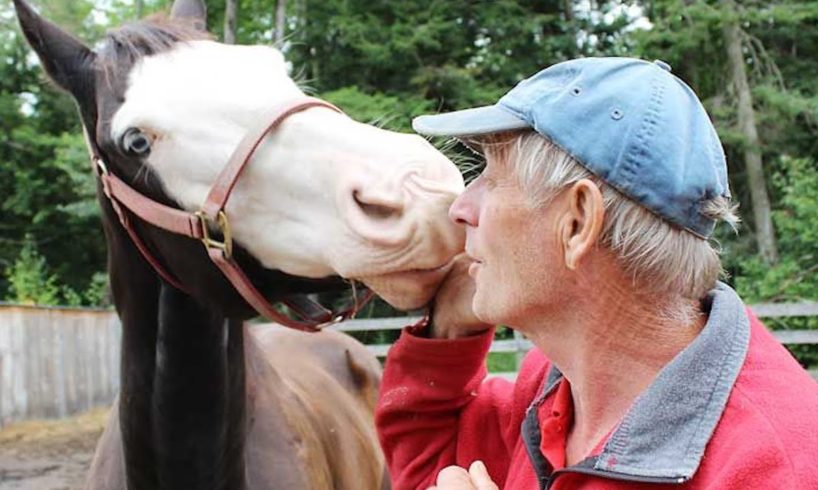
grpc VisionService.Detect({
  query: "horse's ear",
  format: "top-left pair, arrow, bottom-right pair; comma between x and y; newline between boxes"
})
170,0 -> 207,31
12,0 -> 95,98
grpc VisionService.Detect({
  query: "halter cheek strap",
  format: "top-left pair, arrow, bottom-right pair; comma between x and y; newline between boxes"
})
85,97 -> 373,331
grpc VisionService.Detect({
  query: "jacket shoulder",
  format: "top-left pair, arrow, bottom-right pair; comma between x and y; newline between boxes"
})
707,312 -> 818,488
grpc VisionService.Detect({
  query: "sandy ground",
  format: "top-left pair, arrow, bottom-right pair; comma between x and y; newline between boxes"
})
0,409 -> 108,490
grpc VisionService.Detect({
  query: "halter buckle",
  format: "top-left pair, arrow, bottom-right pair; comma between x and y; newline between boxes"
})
315,314 -> 348,330
196,210 -> 233,260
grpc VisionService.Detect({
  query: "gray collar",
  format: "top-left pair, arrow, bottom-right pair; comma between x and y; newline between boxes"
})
543,282 -> 750,481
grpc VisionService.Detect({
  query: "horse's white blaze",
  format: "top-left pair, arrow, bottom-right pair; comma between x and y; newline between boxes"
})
111,41 -> 465,308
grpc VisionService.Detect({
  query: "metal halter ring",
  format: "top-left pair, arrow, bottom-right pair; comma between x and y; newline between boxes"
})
196,210 -> 233,260
94,157 -> 109,176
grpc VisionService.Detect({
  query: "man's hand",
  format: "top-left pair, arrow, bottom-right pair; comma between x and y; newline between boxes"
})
426,461 -> 499,490
430,254 -> 493,339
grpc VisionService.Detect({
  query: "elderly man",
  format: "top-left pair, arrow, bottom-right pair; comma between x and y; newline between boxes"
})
375,58 -> 818,490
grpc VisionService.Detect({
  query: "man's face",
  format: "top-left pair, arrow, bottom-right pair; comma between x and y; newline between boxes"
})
449,151 -> 571,329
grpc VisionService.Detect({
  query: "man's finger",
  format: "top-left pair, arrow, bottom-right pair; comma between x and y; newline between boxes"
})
468,461 -> 499,490
436,465 -> 475,489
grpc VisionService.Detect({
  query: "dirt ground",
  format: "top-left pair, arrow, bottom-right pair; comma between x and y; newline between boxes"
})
0,409 -> 108,490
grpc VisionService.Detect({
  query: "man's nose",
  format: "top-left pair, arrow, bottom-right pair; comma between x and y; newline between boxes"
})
448,184 -> 478,227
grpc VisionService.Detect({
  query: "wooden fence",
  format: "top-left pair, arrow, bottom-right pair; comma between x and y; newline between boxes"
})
0,301 -> 816,425
0,305 -> 120,426
331,301 -> 818,380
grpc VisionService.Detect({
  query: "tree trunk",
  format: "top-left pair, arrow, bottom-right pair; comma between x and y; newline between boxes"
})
563,0 -> 573,21
722,1 -> 778,263
224,0 -> 238,45
135,0 -> 144,19
562,0 -> 577,57
298,0 -> 319,80
275,0 -> 288,44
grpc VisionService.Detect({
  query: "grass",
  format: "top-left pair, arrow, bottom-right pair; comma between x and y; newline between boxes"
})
487,352 -> 519,374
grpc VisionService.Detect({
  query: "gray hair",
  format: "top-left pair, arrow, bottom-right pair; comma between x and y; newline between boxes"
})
476,131 -> 738,307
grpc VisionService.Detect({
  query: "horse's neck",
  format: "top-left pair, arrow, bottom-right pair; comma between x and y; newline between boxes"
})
103,201 -> 247,490
152,285 -> 246,490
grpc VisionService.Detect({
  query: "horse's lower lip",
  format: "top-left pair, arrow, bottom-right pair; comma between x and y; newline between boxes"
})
401,266 -> 444,277
381,263 -> 449,279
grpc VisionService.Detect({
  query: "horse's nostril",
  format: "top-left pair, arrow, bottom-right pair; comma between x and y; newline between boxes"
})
352,190 -> 403,221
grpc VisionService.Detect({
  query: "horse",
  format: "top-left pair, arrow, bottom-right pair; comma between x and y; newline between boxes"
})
12,1 -> 465,489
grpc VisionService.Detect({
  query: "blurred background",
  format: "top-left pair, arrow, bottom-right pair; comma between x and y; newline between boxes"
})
0,3 -> 816,487
0,0 -> 816,358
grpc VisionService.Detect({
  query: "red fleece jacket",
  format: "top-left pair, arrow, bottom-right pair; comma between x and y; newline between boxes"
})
376,313 -> 818,489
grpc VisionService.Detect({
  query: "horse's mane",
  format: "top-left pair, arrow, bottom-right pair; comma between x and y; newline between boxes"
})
97,15 -> 213,79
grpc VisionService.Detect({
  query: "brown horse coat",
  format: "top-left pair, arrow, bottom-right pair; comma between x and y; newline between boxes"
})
86,325 -> 387,490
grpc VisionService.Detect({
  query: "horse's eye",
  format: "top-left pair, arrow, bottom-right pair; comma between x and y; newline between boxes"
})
121,128 -> 152,157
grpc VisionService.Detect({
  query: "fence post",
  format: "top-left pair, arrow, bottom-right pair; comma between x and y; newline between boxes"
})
0,354 -> 3,429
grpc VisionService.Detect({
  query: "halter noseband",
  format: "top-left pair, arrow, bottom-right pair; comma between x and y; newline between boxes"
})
86,97 -> 373,331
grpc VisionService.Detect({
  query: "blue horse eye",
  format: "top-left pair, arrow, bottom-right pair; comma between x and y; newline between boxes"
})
121,128 -> 152,157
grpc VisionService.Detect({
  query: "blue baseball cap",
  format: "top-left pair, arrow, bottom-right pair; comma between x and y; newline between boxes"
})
413,57 -> 729,238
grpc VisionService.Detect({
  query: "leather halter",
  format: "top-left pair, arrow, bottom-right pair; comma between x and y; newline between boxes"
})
86,97 -> 373,331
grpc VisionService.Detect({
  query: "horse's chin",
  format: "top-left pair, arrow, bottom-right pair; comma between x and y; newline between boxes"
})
360,262 -> 453,311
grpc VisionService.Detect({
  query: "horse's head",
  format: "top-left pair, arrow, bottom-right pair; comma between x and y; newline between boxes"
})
14,0 -> 465,313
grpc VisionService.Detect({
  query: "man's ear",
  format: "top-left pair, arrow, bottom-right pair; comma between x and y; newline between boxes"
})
559,179 -> 605,270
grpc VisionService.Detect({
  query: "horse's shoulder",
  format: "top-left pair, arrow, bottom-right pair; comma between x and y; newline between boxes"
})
244,323 -> 386,489
247,323 -> 381,391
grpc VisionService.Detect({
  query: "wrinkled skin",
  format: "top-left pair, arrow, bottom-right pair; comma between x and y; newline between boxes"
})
111,40 -> 464,309
13,0 -> 466,489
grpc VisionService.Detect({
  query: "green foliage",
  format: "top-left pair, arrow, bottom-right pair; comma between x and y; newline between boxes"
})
734,156 -> 818,303
321,86 -> 433,133
0,1 -> 817,369
0,2 -> 106,300
83,272 -> 111,307
4,234 -> 109,307
487,352 -> 517,374
729,156 -> 818,367
636,1 -> 817,333
5,234 -> 61,305
289,1 -> 601,110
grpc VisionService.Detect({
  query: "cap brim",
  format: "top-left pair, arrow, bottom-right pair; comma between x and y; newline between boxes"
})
412,105 -> 530,138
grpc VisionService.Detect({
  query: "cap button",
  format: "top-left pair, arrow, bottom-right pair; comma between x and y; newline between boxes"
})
653,60 -> 672,72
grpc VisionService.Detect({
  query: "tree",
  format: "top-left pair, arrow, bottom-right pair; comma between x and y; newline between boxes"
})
722,0 -> 778,263
5,234 -> 61,306
0,0 -> 107,298
3,0 -> 817,318
633,0 -> 818,264
224,0 -> 237,44
274,0 -> 286,44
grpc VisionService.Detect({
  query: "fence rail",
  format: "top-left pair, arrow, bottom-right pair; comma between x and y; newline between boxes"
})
0,301 -> 816,425
332,302 -> 818,380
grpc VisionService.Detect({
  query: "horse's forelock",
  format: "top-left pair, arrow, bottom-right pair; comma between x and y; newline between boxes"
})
97,16 -> 213,80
